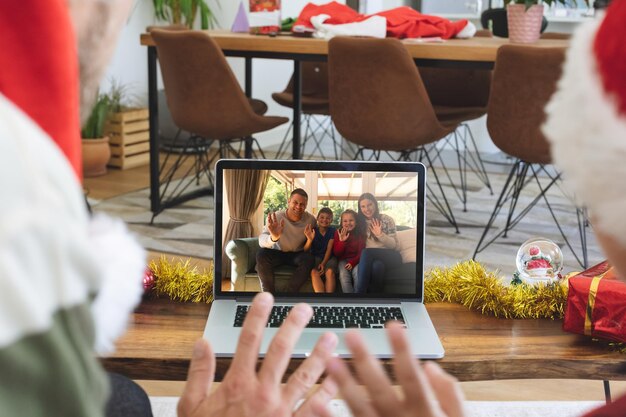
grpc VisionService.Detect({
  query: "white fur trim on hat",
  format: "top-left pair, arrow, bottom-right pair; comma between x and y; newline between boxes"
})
543,12 -> 626,248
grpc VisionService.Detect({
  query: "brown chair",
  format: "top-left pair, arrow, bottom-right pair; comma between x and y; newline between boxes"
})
150,29 -> 288,217
328,36 -> 460,232
419,29 -> 494,211
472,45 -> 588,267
540,32 -> 571,40
272,62 -> 349,159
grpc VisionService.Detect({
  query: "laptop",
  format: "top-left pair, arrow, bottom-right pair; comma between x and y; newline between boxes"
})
204,159 -> 444,358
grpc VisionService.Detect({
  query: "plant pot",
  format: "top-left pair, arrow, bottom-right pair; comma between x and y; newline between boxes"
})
82,136 -> 111,177
507,4 -> 544,44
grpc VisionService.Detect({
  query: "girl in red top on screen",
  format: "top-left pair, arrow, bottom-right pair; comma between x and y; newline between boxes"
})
333,209 -> 366,293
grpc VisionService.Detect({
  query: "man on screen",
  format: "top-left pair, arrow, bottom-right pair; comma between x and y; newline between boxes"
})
256,188 -> 317,293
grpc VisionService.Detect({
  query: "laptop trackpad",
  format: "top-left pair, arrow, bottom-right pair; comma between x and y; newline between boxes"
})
293,333 -> 347,355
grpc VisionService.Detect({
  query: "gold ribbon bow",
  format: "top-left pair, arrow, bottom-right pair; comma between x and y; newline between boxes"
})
584,272 -> 610,336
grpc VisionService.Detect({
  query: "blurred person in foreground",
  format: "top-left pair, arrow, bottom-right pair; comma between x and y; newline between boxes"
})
0,0 -> 145,415
316,1 -> 626,416
0,1 -> 338,416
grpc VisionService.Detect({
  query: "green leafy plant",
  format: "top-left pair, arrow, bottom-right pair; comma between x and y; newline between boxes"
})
504,0 -> 589,9
81,93 -> 111,139
153,0 -> 218,29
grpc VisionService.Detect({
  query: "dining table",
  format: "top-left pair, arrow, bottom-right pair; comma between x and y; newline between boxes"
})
139,30 -> 569,216
102,297 -> 625,402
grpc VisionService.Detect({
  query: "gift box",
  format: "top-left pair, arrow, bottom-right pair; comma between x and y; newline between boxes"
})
563,261 -> 626,343
249,0 -> 281,35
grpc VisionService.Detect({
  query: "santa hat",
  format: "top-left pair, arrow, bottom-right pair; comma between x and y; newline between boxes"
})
543,0 -> 626,247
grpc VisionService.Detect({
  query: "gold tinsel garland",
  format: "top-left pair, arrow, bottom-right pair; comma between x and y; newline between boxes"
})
424,260 -> 568,319
149,257 -> 568,318
149,256 -> 214,303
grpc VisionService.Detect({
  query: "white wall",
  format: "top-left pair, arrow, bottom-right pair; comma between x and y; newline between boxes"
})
101,0 -> 579,154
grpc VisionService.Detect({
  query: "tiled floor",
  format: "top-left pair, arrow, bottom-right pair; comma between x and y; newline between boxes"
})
92,161 -> 603,277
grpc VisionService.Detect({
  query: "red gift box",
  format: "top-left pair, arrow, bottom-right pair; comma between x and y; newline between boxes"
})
249,0 -> 281,35
563,261 -> 626,343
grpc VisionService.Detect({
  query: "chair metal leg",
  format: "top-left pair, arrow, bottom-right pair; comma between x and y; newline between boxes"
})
351,143 -> 460,232
604,380 -> 611,404
463,124 -> 493,194
473,160 -> 589,268
151,133 -> 216,223
151,132 -> 267,222
426,124 -> 493,213
421,148 -> 460,233
426,132 -> 469,212
278,114 -> 353,160
473,160 -> 521,258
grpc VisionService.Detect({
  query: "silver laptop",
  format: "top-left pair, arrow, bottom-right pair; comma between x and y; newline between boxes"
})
204,159 -> 444,358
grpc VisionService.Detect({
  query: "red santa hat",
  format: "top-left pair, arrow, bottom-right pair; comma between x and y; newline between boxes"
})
543,0 -> 626,247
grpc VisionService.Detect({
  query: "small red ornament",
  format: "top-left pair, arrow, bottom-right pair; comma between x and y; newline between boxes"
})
529,246 -> 540,256
143,268 -> 155,291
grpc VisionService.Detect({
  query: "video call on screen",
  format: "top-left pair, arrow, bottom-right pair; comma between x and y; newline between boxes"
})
221,168 -> 420,295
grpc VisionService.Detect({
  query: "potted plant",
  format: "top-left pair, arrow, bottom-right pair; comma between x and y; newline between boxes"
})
504,0 -> 587,43
152,0 -> 218,29
104,80 -> 151,170
81,93 -> 112,177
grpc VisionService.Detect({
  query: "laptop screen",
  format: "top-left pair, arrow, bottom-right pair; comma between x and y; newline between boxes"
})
214,160 -> 426,300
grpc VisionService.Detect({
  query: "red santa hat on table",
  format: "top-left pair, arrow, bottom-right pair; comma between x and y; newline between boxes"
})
543,0 -> 626,247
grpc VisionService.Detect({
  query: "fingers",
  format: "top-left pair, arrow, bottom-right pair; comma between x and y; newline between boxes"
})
230,292 -> 274,374
283,332 -> 338,406
326,358 -> 378,417
386,323 -> 438,415
178,339 -> 215,417
344,331 -> 400,415
258,303 -> 313,385
423,361 -> 466,417
295,376 -> 339,417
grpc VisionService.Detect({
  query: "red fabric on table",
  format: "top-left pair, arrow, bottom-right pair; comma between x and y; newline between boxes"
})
581,393 -> 626,417
563,263 -> 626,343
293,1 -> 469,39
295,1 -> 361,27
0,0 -> 82,181
377,7 -> 468,39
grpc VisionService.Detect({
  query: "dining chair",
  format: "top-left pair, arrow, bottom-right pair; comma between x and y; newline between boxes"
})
480,8 -> 548,37
472,45 -> 589,268
418,29 -> 494,211
272,62 -> 350,159
150,29 -> 288,219
328,36 -> 461,233
540,32 -> 571,40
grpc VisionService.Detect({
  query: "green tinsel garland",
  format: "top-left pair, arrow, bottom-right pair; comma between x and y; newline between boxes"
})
149,256 -> 214,303
424,260 -> 568,319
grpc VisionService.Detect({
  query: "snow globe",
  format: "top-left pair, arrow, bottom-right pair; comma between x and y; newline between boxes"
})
515,238 -> 563,284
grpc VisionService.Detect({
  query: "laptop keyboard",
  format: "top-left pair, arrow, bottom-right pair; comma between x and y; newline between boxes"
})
234,305 -> 406,329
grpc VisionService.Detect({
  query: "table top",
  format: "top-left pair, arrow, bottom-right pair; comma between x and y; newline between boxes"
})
140,30 -> 569,63
102,298 -> 626,382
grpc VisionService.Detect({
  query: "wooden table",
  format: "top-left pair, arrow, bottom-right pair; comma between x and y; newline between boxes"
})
102,298 -> 626,383
139,31 -> 568,217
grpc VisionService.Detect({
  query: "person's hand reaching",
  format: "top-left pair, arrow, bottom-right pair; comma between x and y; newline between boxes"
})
267,212 -> 285,242
178,293 -> 339,417
369,218 -> 383,238
322,323 -> 465,417
304,223 -> 315,242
